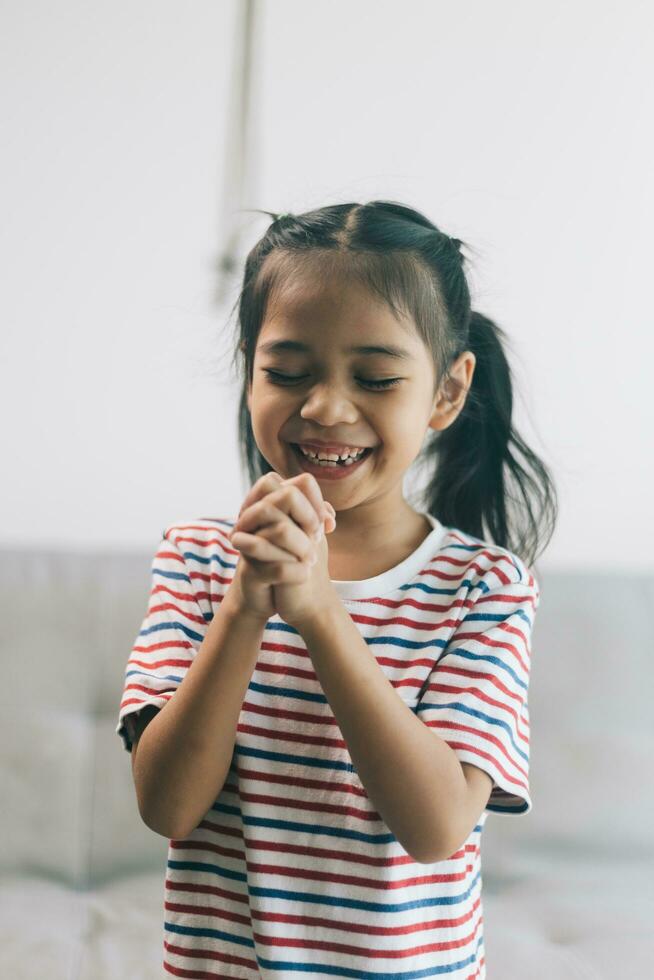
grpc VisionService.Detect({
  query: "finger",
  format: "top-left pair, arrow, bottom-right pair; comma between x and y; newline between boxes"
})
236,489 -> 323,546
238,470 -> 283,517
232,502 -> 320,566
230,529 -> 314,566
235,471 -> 283,521
282,473 -> 333,527
234,551 -> 315,585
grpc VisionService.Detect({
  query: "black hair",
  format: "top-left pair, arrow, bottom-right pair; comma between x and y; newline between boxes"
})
225,200 -> 558,569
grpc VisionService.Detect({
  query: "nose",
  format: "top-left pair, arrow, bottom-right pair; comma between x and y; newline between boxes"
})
299,381 -> 360,427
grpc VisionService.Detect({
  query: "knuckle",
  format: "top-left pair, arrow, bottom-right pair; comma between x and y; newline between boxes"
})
300,472 -> 319,489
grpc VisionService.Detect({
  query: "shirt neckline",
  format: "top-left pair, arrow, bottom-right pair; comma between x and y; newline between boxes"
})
330,512 -> 448,600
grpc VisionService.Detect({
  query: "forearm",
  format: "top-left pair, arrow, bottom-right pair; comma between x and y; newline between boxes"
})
133,589 -> 266,839
298,598 -> 467,864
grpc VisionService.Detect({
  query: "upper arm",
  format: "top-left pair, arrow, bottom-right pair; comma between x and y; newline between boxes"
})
440,762 -> 494,860
130,705 -> 160,774
461,761 -> 494,813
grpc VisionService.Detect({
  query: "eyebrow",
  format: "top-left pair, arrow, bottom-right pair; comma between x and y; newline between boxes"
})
257,339 -> 413,360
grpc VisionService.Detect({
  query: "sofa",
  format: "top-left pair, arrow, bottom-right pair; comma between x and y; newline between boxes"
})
1,546 -> 652,978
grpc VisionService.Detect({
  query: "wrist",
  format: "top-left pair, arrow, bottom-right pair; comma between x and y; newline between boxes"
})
219,587 -> 269,629
288,589 -> 342,634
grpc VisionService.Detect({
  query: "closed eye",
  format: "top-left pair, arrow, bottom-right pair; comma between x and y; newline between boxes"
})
261,369 -> 402,391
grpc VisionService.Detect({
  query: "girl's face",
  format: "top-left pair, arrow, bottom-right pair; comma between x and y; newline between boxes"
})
247,270 -> 469,541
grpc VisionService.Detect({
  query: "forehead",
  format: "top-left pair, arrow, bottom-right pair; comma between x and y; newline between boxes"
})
256,337 -> 415,362
260,269 -> 419,356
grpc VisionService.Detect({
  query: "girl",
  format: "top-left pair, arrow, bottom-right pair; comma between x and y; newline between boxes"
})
117,200 -> 558,979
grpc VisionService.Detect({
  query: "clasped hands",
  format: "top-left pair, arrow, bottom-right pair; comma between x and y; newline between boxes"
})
227,470 -> 338,630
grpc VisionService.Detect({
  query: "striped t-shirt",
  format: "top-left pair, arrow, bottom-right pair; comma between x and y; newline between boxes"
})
117,512 -> 540,979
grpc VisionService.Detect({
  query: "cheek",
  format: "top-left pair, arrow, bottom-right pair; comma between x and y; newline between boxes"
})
383,425 -> 426,462
250,389 -> 282,425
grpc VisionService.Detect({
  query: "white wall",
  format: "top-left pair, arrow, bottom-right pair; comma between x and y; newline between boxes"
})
1,0 -> 652,570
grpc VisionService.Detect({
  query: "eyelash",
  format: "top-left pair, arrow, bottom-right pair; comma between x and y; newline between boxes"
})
262,369 -> 402,391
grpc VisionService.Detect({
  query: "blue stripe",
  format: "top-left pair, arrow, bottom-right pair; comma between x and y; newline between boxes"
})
178,548 -> 232,570
418,697 -> 528,765
433,644 -> 529,693
397,580 -> 469,595
123,669 -> 184,684
460,606 -> 533,629
264,620 -> 448,652
152,564 -> 192,585
138,619 -> 204,643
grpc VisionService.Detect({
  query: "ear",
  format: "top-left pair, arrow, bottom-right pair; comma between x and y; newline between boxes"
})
428,351 -> 476,433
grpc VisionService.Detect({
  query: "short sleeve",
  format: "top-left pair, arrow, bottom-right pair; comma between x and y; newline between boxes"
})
116,527 -> 208,753
417,573 -> 540,815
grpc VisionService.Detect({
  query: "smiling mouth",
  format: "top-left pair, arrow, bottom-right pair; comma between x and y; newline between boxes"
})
289,443 -> 375,470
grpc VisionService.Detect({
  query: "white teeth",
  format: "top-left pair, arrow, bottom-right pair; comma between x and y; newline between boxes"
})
297,445 -> 366,464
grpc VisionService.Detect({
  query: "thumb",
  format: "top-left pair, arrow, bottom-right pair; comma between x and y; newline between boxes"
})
323,501 -> 336,532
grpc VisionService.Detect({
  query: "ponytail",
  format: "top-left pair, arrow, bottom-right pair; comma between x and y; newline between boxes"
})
418,311 -> 557,568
